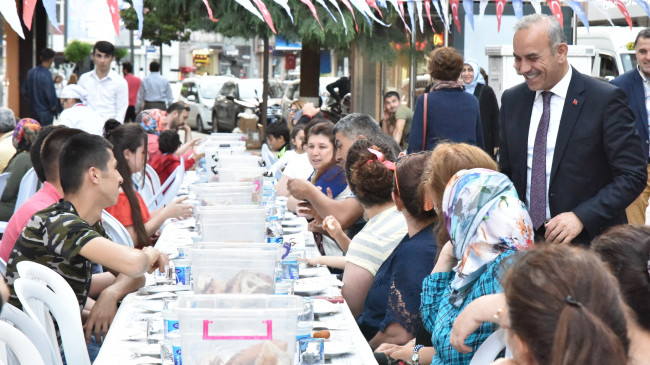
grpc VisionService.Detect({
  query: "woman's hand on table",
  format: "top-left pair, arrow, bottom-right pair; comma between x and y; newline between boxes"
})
163,196 -> 193,220
375,340 -> 415,359
143,247 -> 170,274
308,219 -> 326,234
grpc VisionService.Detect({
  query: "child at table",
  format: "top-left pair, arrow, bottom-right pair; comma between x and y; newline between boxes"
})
261,121 -> 290,168
149,130 -> 204,184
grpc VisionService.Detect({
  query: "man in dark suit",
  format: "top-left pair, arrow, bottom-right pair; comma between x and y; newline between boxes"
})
499,14 -> 647,245
610,29 -> 650,226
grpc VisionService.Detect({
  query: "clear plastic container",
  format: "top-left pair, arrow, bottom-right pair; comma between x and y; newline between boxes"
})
175,294 -> 303,365
199,221 -> 266,242
198,192 -> 253,206
212,155 -> 264,169
191,248 -> 279,295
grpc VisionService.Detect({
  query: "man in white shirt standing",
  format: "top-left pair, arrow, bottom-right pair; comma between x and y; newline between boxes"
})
136,61 -> 173,113
57,84 -> 105,136
78,41 -> 128,123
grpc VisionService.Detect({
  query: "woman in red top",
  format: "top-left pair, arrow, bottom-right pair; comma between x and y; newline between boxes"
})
149,130 -> 203,184
104,123 -> 193,248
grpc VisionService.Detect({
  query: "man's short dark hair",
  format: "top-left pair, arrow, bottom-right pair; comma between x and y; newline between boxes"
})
333,113 -> 382,140
59,134 -> 113,195
30,125 -> 66,182
166,102 -> 189,115
158,130 -> 181,154
635,28 -> 650,47
265,121 -> 290,144
93,41 -> 115,56
40,48 -> 55,62
149,61 -> 161,72
122,62 -> 133,74
384,91 -> 400,100
41,128 -> 86,183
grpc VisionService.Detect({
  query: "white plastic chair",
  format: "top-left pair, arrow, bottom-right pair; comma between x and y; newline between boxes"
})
101,210 -> 134,248
147,158 -> 185,210
14,168 -> 39,213
469,328 -> 511,365
1,303 -> 61,365
15,261 -> 90,365
0,319 -> 46,365
145,164 -> 161,192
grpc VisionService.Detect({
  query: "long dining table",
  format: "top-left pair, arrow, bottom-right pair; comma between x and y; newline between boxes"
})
93,208 -> 378,364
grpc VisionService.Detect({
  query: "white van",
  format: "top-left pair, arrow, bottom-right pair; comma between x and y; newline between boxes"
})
576,26 -> 641,80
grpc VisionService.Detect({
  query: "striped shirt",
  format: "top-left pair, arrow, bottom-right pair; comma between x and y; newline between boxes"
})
345,206 -> 408,276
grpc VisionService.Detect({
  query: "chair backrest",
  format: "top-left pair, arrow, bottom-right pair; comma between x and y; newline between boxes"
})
0,172 -> 12,195
147,159 -> 185,210
145,164 -> 161,192
469,328 -> 509,365
0,319 -> 46,365
1,303 -> 61,365
101,210 -> 134,248
14,168 -> 39,213
13,278 -> 90,365
133,172 -> 154,208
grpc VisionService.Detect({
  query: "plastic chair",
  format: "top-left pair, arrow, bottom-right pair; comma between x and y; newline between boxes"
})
0,320 -> 46,365
147,158 -> 185,210
469,328 -> 510,365
14,168 -> 39,213
101,210 -> 134,248
1,303 -> 61,365
145,164 -> 161,192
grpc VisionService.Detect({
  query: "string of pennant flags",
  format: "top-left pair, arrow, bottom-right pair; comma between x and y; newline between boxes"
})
0,0 -> 644,42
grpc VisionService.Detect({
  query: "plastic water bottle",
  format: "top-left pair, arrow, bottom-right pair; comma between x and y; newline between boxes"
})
266,215 -> 284,245
262,172 -> 277,216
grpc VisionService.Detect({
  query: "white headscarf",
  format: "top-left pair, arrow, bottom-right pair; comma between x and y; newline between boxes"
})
462,59 -> 485,95
59,84 -> 88,104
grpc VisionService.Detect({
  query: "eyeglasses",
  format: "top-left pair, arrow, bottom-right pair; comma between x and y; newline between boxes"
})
289,108 -> 299,113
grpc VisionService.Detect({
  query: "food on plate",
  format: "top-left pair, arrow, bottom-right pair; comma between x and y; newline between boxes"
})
312,330 -> 331,339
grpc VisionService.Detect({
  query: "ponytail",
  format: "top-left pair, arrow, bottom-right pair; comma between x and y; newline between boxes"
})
550,303 -> 627,365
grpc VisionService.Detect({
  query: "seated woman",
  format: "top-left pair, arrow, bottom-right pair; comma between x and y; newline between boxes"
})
0,119 -> 40,220
377,167 -> 534,365
591,225 -> 650,364
104,123 -> 193,248
308,137 -> 408,317
287,120 -> 351,256
493,246 -> 629,365
149,130 -> 204,183
357,151 -> 438,347
276,124 -> 312,196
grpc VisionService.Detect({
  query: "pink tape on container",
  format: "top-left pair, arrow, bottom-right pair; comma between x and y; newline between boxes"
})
203,320 -> 273,340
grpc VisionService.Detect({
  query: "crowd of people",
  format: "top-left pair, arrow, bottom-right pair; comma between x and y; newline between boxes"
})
0,12 -> 650,365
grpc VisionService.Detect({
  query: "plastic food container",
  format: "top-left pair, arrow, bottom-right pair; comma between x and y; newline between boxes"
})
175,294 -> 303,365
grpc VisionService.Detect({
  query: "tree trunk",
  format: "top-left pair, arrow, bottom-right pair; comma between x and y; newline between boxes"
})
159,45 -> 163,73
300,41 -> 320,103
261,35 -> 269,128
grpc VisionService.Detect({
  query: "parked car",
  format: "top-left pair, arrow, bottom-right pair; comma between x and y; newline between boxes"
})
280,76 -> 339,122
178,75 -> 234,133
212,78 -> 284,132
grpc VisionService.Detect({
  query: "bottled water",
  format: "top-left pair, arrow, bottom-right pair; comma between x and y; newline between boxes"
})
266,215 -> 284,245
262,172 -> 277,217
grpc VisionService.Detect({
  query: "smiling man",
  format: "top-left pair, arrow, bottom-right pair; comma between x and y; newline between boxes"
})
499,14 -> 646,245
78,41 -> 128,122
611,29 -> 650,225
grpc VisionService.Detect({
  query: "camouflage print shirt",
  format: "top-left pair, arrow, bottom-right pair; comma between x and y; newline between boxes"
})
5,199 -> 108,312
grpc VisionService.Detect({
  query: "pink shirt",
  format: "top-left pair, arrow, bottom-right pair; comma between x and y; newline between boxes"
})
0,182 -> 62,262
124,73 -> 142,107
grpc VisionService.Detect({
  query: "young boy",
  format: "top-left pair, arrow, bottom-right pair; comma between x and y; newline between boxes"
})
261,121 -> 290,168
149,130 -> 204,183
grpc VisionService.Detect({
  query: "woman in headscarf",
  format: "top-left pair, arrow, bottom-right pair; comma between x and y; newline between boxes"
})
0,119 -> 41,220
377,168 -> 534,365
461,60 -> 500,159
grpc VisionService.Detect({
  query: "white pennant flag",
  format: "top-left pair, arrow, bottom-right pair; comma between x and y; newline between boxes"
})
590,0 -> 615,25
529,0 -> 542,14
478,0 -> 488,22
0,0 -> 24,38
415,0 -> 425,33
272,0 -> 294,23
233,0 -> 264,22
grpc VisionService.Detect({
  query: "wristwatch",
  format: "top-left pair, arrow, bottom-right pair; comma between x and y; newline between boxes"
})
411,344 -> 424,365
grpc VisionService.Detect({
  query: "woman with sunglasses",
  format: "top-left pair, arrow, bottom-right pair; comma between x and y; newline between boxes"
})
356,151 -> 437,348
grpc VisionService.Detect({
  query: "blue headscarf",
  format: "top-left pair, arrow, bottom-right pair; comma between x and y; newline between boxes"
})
462,60 -> 485,95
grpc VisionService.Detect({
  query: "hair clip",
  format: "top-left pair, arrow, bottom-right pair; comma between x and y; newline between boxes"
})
366,148 -> 395,170
565,295 -> 582,308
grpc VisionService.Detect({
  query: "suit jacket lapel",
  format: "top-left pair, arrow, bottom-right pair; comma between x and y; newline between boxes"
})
513,86 -> 535,194
631,71 -> 649,138
550,67 -> 585,182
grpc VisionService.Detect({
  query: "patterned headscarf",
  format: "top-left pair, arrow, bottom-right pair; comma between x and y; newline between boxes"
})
136,109 -> 167,135
462,60 -> 486,95
12,118 -> 41,152
442,168 -> 534,307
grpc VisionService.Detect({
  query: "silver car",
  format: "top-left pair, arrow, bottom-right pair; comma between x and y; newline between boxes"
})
178,76 -> 234,133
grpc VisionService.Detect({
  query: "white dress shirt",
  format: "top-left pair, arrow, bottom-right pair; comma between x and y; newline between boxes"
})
78,69 -> 129,123
525,67 -> 572,220
57,103 -> 106,136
